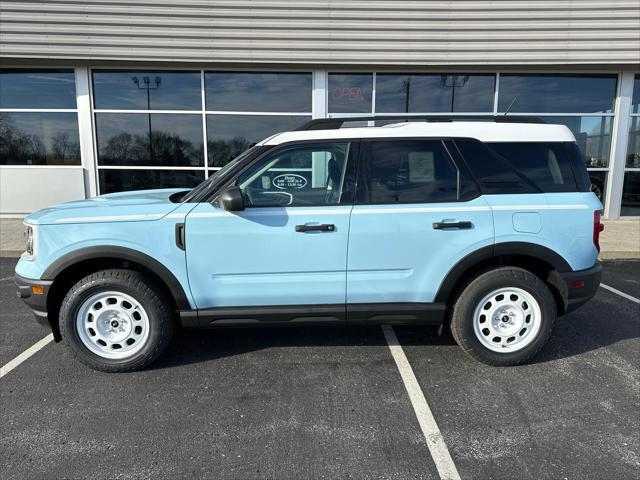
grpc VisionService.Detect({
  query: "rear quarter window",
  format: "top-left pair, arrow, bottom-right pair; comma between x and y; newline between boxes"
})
454,139 -> 583,194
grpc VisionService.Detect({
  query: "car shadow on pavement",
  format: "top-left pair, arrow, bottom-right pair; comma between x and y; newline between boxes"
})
149,292 -> 639,371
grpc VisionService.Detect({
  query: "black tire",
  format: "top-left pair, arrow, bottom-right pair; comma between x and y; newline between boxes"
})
450,267 -> 556,366
59,269 -> 174,372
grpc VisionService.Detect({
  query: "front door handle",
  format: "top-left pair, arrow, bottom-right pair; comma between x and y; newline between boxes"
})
295,224 -> 336,233
432,221 -> 473,230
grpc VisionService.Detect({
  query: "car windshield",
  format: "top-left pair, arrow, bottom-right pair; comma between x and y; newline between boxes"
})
180,146 -> 262,203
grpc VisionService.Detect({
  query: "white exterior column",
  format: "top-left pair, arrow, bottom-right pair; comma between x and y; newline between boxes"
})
75,67 -> 98,198
312,70 -> 327,119
605,71 -> 635,219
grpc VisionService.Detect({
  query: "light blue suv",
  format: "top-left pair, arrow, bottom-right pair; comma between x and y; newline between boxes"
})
15,117 -> 604,372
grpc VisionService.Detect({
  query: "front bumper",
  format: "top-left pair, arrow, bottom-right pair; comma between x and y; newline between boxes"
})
14,273 -> 53,327
553,262 -> 603,315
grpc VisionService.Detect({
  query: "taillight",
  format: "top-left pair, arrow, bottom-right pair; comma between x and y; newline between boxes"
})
593,209 -> 604,252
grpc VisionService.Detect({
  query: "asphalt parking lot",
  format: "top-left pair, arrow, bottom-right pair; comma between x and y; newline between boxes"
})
1,258 -> 638,480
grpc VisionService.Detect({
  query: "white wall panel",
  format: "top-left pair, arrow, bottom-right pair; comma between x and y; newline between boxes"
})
1,1 -> 638,66
0,168 -> 86,214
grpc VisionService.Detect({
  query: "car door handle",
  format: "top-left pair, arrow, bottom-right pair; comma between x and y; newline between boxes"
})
295,224 -> 336,233
432,221 -> 473,230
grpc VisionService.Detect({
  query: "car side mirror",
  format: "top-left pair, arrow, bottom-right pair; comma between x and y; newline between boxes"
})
219,186 -> 245,212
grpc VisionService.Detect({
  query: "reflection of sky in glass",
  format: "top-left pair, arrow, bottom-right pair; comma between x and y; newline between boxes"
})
0,112 -> 80,165
328,74 -> 373,114
376,74 -> 494,113
205,72 -> 312,112
99,169 -> 204,194
541,116 -> 611,167
0,70 -> 76,108
92,71 -> 201,110
95,113 -> 203,166
206,115 -> 310,166
498,75 -> 617,113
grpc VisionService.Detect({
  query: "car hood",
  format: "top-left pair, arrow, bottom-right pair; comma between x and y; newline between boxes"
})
25,188 -> 190,225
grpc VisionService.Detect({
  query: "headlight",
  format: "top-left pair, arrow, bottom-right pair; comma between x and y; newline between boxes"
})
23,224 -> 36,259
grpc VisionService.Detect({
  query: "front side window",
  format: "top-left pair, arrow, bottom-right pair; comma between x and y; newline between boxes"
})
356,140 -> 462,204
235,142 -> 351,207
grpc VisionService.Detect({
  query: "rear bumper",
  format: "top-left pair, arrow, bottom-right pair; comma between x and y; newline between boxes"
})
556,262 -> 602,315
14,273 -> 52,327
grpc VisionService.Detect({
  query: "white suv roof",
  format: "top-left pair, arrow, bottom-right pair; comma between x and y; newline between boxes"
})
259,121 -> 575,146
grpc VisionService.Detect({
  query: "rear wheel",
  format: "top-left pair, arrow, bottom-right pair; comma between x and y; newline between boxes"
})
450,267 -> 556,366
60,269 -> 174,372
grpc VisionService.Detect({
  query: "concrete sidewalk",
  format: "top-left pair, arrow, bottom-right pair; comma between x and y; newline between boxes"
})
1,217 -> 639,259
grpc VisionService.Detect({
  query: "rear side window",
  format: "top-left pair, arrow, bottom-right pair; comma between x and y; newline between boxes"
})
356,140 -> 475,204
454,139 -> 582,194
487,142 -> 577,193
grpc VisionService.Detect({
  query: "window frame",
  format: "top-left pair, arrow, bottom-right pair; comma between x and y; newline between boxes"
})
354,137 -> 478,206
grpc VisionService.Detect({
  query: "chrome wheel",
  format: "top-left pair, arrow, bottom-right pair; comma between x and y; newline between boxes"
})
472,287 -> 542,353
75,291 -> 150,359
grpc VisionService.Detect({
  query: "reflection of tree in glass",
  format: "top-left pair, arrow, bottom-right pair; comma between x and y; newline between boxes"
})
52,132 -> 81,161
0,113 -> 79,165
102,130 -> 200,166
207,137 -> 252,167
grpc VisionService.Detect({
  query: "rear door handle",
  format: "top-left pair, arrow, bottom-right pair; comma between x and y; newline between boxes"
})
295,224 -> 336,233
432,221 -> 473,230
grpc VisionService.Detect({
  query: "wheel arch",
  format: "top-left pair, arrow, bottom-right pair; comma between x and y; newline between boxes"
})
435,242 -> 571,314
43,246 -> 190,340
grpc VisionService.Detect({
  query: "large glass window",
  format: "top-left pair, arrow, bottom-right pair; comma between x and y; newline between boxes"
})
621,171 -> 640,216
205,72 -> 311,112
376,74 -> 495,113
0,112 -> 80,165
236,142 -> 351,207
498,74 -> 617,113
356,140 -> 461,204
95,113 -> 203,167
92,69 -> 313,193
98,169 -> 205,194
92,71 -> 201,110
328,74 -> 373,114
0,69 -> 76,109
622,75 -> 640,216
0,69 -> 80,166
206,115 -> 310,167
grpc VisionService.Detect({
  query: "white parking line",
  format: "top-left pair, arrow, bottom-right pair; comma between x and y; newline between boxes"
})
0,276 -> 13,282
382,325 -> 461,480
0,334 -> 54,379
600,283 -> 640,304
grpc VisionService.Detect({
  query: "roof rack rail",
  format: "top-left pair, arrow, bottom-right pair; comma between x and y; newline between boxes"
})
294,115 -> 547,131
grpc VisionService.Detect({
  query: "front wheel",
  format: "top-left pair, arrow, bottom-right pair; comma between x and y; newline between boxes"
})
450,267 -> 556,366
59,269 -> 174,372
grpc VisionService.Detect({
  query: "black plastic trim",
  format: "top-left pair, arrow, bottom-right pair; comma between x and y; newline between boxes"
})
14,273 -> 52,327
180,302 -> 447,328
183,304 -> 346,327
175,223 -> 185,250
295,116 -> 547,131
347,302 -> 445,325
558,262 -> 602,314
434,242 -> 572,303
42,246 -> 191,310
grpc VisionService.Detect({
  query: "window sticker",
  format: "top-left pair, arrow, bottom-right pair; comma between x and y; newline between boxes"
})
273,173 -> 308,189
408,151 -> 435,182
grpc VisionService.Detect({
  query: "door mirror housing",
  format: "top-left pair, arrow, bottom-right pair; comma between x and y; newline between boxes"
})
219,186 -> 245,211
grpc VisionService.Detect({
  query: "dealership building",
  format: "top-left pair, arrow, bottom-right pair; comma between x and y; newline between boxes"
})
1,1 -> 639,218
